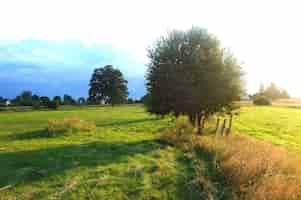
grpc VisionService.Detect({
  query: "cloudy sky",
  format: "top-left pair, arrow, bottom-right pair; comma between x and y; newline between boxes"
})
0,0 -> 300,98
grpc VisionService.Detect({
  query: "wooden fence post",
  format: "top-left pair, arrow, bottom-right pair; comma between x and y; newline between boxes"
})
220,119 -> 227,136
201,116 -> 205,129
214,118 -> 220,134
226,114 -> 233,136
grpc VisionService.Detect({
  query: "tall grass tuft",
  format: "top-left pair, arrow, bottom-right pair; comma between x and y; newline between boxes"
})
47,117 -> 96,137
160,115 -> 196,150
197,135 -> 301,200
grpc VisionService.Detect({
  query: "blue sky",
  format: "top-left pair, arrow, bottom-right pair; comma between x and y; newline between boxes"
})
1,0 -> 301,98
0,40 -> 146,98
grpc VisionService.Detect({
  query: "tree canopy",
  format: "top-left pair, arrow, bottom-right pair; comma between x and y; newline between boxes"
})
89,65 -> 128,105
145,27 -> 244,133
252,82 -> 290,100
264,83 -> 289,99
20,91 -> 32,106
63,95 -> 76,105
53,96 -> 62,105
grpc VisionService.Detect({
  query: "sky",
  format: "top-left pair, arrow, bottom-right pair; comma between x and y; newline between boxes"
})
0,0 -> 301,98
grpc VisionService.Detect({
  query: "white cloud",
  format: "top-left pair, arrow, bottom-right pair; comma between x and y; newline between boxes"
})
0,0 -> 301,96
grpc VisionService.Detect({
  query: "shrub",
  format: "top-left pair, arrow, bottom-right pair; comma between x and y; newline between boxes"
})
160,115 -> 196,149
47,117 -> 96,137
32,100 -> 41,110
253,95 -> 271,105
47,100 -> 60,110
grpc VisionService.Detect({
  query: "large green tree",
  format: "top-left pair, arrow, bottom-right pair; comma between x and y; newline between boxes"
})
53,96 -> 62,105
263,82 -> 290,100
40,96 -> 50,106
89,65 -> 128,105
20,91 -> 33,106
63,94 -> 76,105
145,27 -> 244,133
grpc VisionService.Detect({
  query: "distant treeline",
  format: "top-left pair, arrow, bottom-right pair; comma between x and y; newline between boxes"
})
0,91 -> 143,110
249,82 -> 290,105
249,82 -> 290,100
0,64 -> 146,109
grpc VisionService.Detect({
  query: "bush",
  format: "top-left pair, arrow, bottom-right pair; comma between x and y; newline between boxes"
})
253,95 -> 271,105
47,100 -> 60,110
160,115 -> 196,149
32,100 -> 41,110
47,117 -> 96,137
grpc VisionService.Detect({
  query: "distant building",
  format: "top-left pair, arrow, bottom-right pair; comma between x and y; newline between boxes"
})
5,100 -> 11,106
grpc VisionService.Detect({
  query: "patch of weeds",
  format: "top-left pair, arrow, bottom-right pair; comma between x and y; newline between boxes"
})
47,117 -> 96,137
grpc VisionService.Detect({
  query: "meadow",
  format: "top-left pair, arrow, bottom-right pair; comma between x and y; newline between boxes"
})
1,105 -> 301,199
234,106 -> 301,151
0,106 -> 200,200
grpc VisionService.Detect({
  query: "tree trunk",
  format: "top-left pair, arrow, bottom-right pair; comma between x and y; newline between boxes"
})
197,114 -> 203,135
220,119 -> 227,136
214,118 -> 220,134
189,114 -> 194,125
201,116 -> 205,129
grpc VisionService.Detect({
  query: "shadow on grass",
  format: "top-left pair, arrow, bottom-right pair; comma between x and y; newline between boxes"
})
0,139 -> 165,187
5,130 -> 49,141
0,118 -> 163,141
96,118 -> 160,128
193,146 -> 235,200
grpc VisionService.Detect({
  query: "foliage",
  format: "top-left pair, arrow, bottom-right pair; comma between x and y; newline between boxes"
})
47,117 -> 96,136
252,82 -> 290,100
32,94 -> 40,102
32,100 -> 41,109
63,94 -> 76,105
53,96 -> 62,105
253,95 -> 271,105
47,100 -> 60,110
77,97 -> 86,105
40,96 -> 51,106
145,27 -> 244,132
89,65 -> 128,105
127,98 -> 134,104
20,91 -> 33,106
264,82 -> 289,100
161,115 -> 196,149
0,97 -> 8,107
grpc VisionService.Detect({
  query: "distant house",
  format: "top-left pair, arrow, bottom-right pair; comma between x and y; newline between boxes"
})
241,94 -> 251,101
5,100 -> 11,106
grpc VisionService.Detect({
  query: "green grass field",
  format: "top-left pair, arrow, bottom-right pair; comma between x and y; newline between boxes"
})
0,106 -> 201,200
234,106 -> 301,151
1,105 -> 301,199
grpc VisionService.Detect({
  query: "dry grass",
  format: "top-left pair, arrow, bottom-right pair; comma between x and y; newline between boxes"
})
161,116 -> 301,200
47,117 -> 96,136
197,135 -> 301,200
272,98 -> 301,108
160,115 -> 197,150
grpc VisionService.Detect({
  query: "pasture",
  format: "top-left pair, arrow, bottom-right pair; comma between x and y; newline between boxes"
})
0,106 -> 199,200
234,106 -> 301,151
1,105 -> 301,199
